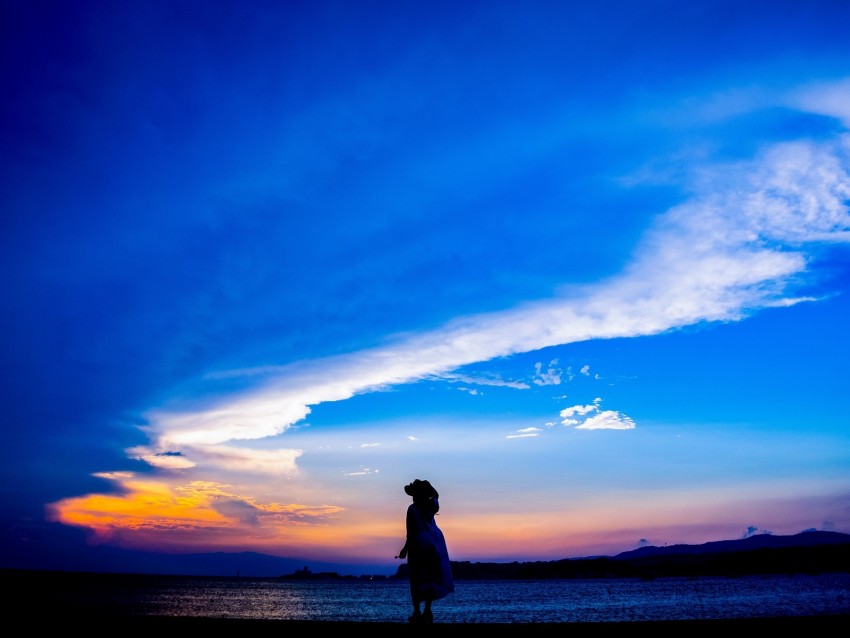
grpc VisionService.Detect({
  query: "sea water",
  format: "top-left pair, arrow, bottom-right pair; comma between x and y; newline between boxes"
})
50,572 -> 850,622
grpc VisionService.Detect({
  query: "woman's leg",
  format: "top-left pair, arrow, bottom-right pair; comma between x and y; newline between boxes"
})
409,593 -> 423,622
423,598 -> 433,623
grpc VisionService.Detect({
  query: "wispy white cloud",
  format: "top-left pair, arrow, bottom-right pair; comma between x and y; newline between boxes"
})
506,427 -> 542,439
135,450 -> 196,470
128,444 -> 302,475
139,83 -> 850,468
788,78 -> 850,129
533,359 -> 562,386
443,373 -> 530,389
344,467 -> 379,477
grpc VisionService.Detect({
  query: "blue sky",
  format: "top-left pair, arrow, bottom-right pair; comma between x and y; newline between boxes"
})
2,0 -> 849,575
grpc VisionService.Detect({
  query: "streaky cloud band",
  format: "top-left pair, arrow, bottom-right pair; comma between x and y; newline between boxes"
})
141,87 -> 850,466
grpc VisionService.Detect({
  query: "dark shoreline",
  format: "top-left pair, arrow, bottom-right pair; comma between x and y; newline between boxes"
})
67,614 -> 850,634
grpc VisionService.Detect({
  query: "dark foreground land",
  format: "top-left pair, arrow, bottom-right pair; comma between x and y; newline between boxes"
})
61,614 -> 850,635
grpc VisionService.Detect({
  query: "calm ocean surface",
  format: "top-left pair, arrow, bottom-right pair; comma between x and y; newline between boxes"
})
51,572 -> 850,622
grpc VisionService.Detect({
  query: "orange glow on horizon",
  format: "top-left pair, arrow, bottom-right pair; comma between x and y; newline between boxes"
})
44,471 -> 848,565
46,473 -> 353,553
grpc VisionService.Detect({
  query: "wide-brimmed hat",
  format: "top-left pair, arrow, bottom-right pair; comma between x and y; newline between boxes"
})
404,479 -> 438,499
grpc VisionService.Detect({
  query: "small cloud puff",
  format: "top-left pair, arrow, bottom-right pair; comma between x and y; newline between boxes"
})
212,498 -> 262,526
559,398 -> 635,430
577,410 -> 635,430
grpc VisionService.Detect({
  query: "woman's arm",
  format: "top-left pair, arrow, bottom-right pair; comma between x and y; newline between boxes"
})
397,505 -> 415,558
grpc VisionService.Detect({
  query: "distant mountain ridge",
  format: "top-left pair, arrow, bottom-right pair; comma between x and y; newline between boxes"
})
279,530 -> 850,581
613,530 -> 850,559
440,530 -> 850,581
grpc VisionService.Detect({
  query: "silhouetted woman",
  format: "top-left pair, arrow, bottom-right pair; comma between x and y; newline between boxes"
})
396,479 -> 454,624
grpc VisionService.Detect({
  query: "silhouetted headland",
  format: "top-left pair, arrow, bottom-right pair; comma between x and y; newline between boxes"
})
280,530 -> 850,581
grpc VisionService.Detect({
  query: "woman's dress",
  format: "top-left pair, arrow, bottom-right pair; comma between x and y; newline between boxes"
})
405,497 -> 454,600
